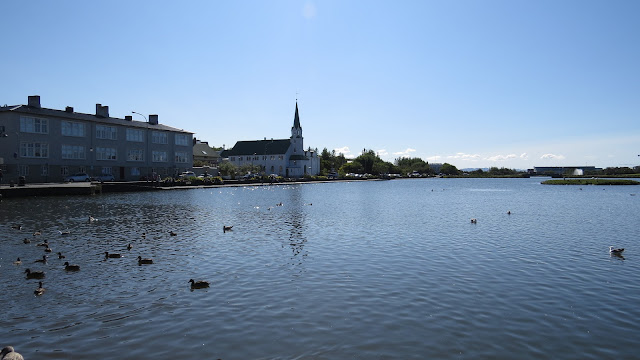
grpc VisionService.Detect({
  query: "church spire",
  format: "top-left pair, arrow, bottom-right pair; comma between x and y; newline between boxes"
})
293,102 -> 301,129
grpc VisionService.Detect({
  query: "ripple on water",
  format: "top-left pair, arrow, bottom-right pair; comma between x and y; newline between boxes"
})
1,179 -> 639,358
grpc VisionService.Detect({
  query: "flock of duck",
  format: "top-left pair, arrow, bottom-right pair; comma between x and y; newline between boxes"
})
10,218 -> 212,297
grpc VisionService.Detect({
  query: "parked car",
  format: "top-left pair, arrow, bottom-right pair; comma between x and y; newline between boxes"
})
64,173 -> 91,182
92,174 -> 115,182
179,171 -> 196,179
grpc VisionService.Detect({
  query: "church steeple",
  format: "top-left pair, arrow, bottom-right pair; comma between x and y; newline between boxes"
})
291,102 -> 302,138
293,102 -> 301,130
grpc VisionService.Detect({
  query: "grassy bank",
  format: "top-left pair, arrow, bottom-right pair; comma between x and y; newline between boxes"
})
542,179 -> 640,185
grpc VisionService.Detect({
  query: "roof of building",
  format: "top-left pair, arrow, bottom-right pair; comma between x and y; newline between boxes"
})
193,142 -> 220,158
0,104 -> 192,134
221,139 -> 291,157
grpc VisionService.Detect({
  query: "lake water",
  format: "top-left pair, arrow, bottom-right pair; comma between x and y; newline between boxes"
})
1,178 -> 639,359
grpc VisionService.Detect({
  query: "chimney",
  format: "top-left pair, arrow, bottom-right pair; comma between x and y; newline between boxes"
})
124,115 -> 133,121
148,114 -> 158,125
65,106 -> 74,113
28,95 -> 41,108
95,104 -> 109,118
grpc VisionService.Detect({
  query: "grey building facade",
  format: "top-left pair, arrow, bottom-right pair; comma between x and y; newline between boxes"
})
0,95 -> 193,183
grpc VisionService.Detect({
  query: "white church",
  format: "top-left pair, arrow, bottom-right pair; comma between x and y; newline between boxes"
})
220,103 -> 320,178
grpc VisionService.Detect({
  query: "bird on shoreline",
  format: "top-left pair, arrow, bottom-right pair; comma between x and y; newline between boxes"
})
64,262 -> 80,271
189,279 -> 210,289
34,281 -> 46,296
25,268 -> 45,279
137,256 -> 153,265
609,246 -> 624,254
1,346 -> 24,360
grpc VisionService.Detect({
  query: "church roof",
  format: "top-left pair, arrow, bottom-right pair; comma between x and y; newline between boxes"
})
221,139 -> 291,157
293,102 -> 301,129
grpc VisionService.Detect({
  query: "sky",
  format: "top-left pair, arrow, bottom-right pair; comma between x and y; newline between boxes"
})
1,0 -> 639,170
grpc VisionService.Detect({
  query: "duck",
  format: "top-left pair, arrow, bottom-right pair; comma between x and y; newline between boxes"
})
104,251 -> 122,259
0,346 -> 24,360
507,210 -> 511,215
11,224 -> 23,230
223,225 -> 233,232
141,232 -> 146,239
470,218 -> 477,224
24,268 -> 45,279
64,262 -> 80,271
13,258 -> 22,265
34,281 -> 46,296
609,246 -> 625,254
137,256 -> 153,265
44,247 -> 52,253
189,279 -> 210,289
88,216 -> 97,222
22,237 -> 31,244
58,230 -> 71,235
36,240 -> 49,247
127,243 -> 133,251
57,252 -> 66,259
169,231 -> 177,236
32,230 -> 42,236
34,255 -> 47,263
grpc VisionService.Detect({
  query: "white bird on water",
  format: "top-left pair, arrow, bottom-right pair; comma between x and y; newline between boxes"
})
609,246 -> 625,254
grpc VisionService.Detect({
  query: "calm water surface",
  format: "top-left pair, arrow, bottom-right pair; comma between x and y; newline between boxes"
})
1,178 -> 639,359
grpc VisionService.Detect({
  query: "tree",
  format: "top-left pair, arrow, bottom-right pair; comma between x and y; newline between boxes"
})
395,157 -> 432,175
219,162 -> 237,177
440,163 -> 460,175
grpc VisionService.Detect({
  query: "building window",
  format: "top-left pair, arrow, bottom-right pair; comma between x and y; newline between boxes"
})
152,131 -> 168,144
61,145 -> 86,160
20,142 -> 49,158
131,167 -> 140,176
152,151 -> 167,162
126,128 -> 144,142
61,121 -> 85,137
96,125 -> 117,140
175,151 -> 188,163
101,167 -> 113,175
79,166 -> 87,173
127,149 -> 144,161
61,166 -> 69,176
270,166 -> 274,172
278,155 -> 284,160
230,157 -> 235,161
19,165 -> 29,176
270,156 -> 275,160
239,157 -> 243,161
41,165 -> 49,176
19,116 -> 48,134
96,147 -> 117,160
175,134 -> 189,146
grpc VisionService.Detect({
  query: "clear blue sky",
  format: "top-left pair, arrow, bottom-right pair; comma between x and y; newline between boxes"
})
2,0 -> 639,169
